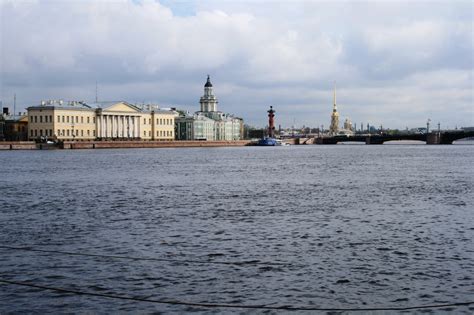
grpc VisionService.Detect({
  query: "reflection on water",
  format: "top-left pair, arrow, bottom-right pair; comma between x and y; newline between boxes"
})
1,145 -> 473,313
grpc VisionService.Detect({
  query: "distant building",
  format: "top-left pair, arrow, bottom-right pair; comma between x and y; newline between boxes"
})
4,114 -> 29,141
175,76 -> 243,141
0,120 -> 4,141
176,113 -> 216,140
329,84 -> 339,135
343,118 -> 353,131
27,100 -> 177,141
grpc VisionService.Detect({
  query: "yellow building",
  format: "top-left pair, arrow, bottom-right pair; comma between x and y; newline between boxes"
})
27,100 -> 176,141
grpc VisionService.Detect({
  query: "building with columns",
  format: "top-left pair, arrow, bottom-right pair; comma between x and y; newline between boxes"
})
27,100 -> 176,141
176,75 -> 243,141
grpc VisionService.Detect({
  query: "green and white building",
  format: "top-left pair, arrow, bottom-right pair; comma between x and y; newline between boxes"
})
175,76 -> 243,141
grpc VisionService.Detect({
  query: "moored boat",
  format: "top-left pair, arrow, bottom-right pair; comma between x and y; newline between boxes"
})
257,137 -> 281,146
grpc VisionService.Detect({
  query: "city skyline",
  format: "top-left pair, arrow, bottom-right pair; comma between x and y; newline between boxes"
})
1,0 -> 472,129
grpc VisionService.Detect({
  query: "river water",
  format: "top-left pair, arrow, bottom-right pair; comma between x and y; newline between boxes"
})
0,145 -> 473,314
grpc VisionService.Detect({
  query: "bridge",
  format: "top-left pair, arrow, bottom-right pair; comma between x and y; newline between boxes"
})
314,130 -> 474,145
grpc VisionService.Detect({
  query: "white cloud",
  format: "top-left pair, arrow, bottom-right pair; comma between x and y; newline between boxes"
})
0,0 -> 472,128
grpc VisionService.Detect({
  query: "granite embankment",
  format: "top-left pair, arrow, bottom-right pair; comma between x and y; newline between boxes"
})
0,140 -> 252,150
0,142 -> 37,150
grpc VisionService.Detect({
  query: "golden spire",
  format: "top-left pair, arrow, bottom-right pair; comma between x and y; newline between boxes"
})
333,81 -> 337,111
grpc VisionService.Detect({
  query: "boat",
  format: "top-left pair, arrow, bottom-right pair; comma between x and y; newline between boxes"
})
257,137 -> 281,146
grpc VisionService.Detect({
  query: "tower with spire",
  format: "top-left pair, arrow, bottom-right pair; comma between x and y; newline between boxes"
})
329,83 -> 339,135
200,75 -> 218,112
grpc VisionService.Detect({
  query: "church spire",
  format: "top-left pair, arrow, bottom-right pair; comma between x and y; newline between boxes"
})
329,81 -> 340,135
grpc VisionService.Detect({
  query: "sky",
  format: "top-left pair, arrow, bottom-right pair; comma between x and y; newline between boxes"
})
0,0 -> 472,129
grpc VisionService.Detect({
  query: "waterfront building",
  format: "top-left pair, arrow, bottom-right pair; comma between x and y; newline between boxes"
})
176,112 -> 216,140
0,113 -> 5,141
329,84 -> 339,135
175,76 -> 243,141
27,100 -> 176,141
3,113 -> 29,141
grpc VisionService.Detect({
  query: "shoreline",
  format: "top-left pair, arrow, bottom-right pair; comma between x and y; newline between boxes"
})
0,140 -> 253,150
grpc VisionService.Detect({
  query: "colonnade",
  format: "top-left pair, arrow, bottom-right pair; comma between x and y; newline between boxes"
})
97,115 -> 141,139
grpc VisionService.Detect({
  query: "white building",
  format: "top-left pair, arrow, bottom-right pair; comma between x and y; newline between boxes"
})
176,76 -> 243,141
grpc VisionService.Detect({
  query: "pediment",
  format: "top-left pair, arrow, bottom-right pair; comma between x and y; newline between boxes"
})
102,102 -> 141,113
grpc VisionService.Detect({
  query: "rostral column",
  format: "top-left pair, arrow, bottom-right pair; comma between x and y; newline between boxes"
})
268,106 -> 276,138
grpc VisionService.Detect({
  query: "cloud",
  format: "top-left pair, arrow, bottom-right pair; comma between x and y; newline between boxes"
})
0,0 -> 472,128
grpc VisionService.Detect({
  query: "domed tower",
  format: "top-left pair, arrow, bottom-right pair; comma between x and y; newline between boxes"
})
200,75 -> 218,112
329,83 -> 339,135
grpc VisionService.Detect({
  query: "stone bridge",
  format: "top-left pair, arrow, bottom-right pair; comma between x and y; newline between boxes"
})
314,130 -> 474,145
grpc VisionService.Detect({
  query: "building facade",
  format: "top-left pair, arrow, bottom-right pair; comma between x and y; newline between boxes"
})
4,114 -> 29,141
175,76 -> 243,141
27,100 -> 176,141
176,113 -> 216,140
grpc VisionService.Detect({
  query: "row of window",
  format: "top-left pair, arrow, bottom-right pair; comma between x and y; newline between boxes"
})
30,115 -> 96,124
142,130 -> 174,137
30,115 -> 53,123
30,129 -> 96,137
143,118 -> 174,125
30,115 -> 173,126
57,129 -> 96,137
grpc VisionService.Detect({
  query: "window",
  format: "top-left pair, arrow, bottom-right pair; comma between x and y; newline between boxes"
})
87,117 -> 90,124
93,130 -> 96,136
31,130 -> 34,136
49,115 -> 53,122
76,130 -> 79,136
40,129 -> 43,136
81,117 -> 84,123
160,118 -> 162,125
40,116 -> 43,123
87,130 -> 90,136
144,131 -> 146,136
57,115 -> 60,122
67,130 -> 70,136
62,129 -> 65,136
76,116 -> 79,123
157,131 -> 159,136
93,117 -> 96,123
156,119 -> 159,124
81,130 -> 83,136
34,116 -> 37,123
67,116 -> 70,123
144,118 -> 146,124
62,116 -> 65,123
149,131 -> 151,136
50,129 -> 53,136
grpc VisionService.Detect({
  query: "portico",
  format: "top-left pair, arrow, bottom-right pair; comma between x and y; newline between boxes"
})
96,102 -> 142,139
